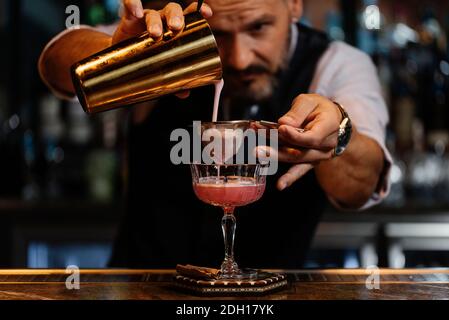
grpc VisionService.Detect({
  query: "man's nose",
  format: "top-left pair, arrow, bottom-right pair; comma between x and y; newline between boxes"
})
224,35 -> 253,71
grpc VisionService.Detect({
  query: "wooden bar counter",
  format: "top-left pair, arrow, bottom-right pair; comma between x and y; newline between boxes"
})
0,269 -> 447,300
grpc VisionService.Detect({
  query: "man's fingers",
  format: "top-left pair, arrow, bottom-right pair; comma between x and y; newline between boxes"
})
278,123 -> 337,149
124,0 -> 144,18
277,164 -> 314,191
121,1 -> 212,43
256,145 -> 317,190
278,94 -> 318,128
162,2 -> 185,30
184,2 -> 213,17
199,3 -> 213,17
256,146 -> 333,163
145,10 -> 163,37
278,94 -> 342,149
277,147 -> 333,163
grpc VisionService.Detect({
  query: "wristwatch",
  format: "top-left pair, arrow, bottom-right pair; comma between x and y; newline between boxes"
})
333,102 -> 352,157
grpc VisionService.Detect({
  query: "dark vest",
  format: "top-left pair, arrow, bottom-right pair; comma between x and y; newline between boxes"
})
109,24 -> 331,269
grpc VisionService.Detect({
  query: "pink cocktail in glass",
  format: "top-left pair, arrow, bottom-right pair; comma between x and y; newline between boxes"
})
193,177 -> 265,207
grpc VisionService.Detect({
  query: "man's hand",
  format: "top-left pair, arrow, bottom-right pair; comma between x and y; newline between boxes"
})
39,1 -> 213,99
258,94 -> 343,191
112,1 -> 213,44
112,1 -> 213,99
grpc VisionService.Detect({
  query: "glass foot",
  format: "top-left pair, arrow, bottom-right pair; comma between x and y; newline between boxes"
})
218,268 -> 271,280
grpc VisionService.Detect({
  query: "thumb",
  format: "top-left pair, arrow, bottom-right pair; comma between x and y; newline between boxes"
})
279,94 -> 318,127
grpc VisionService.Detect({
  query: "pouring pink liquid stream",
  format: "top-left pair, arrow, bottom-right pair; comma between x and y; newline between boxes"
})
212,79 -> 224,122
212,79 -> 224,176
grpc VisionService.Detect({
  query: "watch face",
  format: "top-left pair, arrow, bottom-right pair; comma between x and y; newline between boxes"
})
335,120 -> 352,156
331,102 -> 352,157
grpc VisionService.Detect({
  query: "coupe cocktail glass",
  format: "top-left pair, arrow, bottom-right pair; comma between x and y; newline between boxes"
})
190,163 -> 267,279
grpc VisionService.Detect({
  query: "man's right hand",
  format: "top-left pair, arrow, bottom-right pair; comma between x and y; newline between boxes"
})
112,0 -> 213,45
113,1 -> 213,99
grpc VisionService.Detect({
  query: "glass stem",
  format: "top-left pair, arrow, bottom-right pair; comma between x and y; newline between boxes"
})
220,207 -> 239,276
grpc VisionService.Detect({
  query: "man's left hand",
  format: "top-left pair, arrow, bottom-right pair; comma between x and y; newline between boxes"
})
258,94 -> 343,191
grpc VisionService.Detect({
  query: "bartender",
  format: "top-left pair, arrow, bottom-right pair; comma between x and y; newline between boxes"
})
39,0 -> 392,268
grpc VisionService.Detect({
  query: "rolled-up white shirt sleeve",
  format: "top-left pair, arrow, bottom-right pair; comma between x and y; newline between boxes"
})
309,41 -> 393,210
38,23 -> 117,100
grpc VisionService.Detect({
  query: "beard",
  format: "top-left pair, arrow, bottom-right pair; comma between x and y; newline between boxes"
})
221,44 -> 291,109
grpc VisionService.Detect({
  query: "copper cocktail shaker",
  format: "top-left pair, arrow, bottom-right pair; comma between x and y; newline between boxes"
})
71,12 -> 222,114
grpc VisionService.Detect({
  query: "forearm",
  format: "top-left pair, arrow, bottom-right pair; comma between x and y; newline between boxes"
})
314,127 -> 385,209
39,29 -> 112,97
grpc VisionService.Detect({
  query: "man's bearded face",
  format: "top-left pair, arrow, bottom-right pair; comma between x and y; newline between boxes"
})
205,0 -> 296,106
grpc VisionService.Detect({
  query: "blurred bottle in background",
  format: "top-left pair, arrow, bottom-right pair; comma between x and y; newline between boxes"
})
21,92 -> 124,203
39,94 -> 65,199
85,110 -> 121,203
0,112 -> 24,198
22,129 -> 40,201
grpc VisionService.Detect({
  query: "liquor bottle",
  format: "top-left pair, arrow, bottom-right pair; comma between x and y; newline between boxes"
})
84,109 -> 121,202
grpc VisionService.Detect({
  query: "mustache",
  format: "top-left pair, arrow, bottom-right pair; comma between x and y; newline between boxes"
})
224,65 -> 272,78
